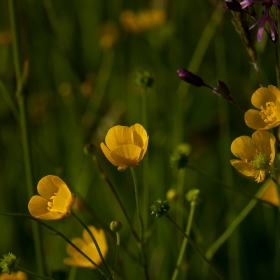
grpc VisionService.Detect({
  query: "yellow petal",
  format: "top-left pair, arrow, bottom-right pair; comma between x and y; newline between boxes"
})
261,182 -> 279,207
251,87 -> 276,109
244,109 -> 267,130
110,144 -> 142,168
252,130 -> 275,159
51,183 -> 73,215
37,175 -> 60,199
65,238 -> 86,258
268,85 -> 280,99
270,138 -> 276,164
230,159 -> 256,178
230,136 -> 255,162
100,142 -> 122,167
276,98 -> 280,121
105,125 -> 133,151
83,226 -> 100,244
139,137 -> 149,161
130,123 -> 148,148
28,196 -> 63,220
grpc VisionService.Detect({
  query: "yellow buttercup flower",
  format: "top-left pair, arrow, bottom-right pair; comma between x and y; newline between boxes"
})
230,130 -> 275,183
120,9 -> 166,33
100,123 -> 149,171
0,272 -> 27,280
64,225 -> 108,268
28,175 -> 76,220
261,180 -> 279,207
245,85 -> 280,130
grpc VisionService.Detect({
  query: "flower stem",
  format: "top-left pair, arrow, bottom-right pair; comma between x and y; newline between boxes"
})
164,214 -> 225,280
72,212 -> 112,279
205,179 -> 271,260
15,266 -> 54,280
141,85 -> 150,230
8,0 -> 44,276
130,167 -> 149,280
171,201 -> 196,280
0,212 -> 109,279
112,232 -> 121,280
186,164 -> 275,207
93,157 -> 141,243
275,9 -> 280,89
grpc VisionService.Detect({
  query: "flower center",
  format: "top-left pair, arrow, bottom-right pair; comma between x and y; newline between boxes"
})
47,192 -> 72,215
252,153 -> 269,169
260,102 -> 277,123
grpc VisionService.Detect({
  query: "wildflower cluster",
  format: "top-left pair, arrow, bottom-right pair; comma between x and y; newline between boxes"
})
225,0 -> 279,41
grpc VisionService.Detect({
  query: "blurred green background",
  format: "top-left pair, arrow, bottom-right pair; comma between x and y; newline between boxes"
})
0,0 -> 278,279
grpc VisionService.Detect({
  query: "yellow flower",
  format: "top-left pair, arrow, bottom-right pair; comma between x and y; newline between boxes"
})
230,130 -> 275,183
28,175 -> 76,220
244,85 -> 280,130
0,272 -> 27,280
120,9 -> 166,33
64,226 -> 108,268
100,123 -> 149,171
261,181 -> 279,207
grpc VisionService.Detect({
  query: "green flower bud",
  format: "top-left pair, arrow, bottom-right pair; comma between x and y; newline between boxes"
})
134,70 -> 154,88
166,189 -> 179,202
186,189 -> 200,203
170,143 -> 191,169
0,253 -> 19,274
83,143 -> 97,156
150,199 -> 170,217
110,221 -> 123,232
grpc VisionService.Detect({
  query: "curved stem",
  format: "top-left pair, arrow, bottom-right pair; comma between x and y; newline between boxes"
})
16,266 -> 54,280
164,214 -> 225,280
0,213 -> 109,279
72,212 -> 112,279
171,201 -> 196,280
93,157 -> 140,243
8,0 -> 44,275
112,232 -> 121,280
205,179 -> 271,260
186,164 -> 276,207
130,167 -> 149,280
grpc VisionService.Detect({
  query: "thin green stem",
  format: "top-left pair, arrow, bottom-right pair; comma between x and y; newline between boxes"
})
0,213 -> 109,279
68,267 -> 77,280
71,212 -> 112,279
187,164 -> 276,207
141,86 -> 149,230
0,80 -> 19,121
130,167 -> 149,280
130,167 -> 144,241
8,0 -> 44,276
171,201 -> 196,280
164,214 -> 224,280
16,266 -> 54,280
93,157 -> 140,243
275,9 -> 280,89
112,232 -> 121,280
205,179 -> 272,260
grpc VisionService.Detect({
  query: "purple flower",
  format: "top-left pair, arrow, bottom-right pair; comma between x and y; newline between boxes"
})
250,7 -> 278,41
241,0 -> 280,9
177,69 -> 205,87
238,0 -> 279,41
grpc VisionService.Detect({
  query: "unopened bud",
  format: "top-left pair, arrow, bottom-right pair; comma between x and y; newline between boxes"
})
177,69 -> 205,87
166,189 -> 179,202
224,0 -> 242,12
134,70 -> 154,88
110,221 -> 123,232
150,199 -> 170,217
0,253 -> 19,274
83,143 -> 96,156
